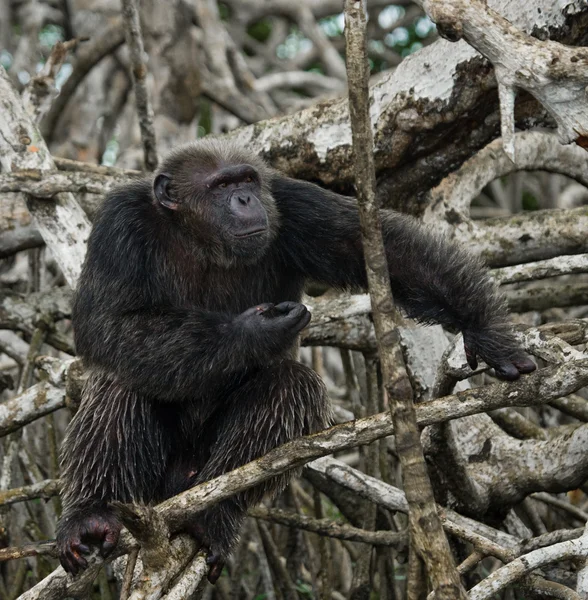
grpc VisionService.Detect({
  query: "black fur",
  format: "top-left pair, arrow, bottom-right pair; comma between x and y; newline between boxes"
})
57,139 -> 533,578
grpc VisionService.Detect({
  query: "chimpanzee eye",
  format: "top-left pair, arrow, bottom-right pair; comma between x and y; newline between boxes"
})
219,182 -> 227,188
245,176 -> 252,183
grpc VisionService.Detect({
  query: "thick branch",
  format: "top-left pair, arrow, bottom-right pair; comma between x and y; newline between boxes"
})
160,359 -> 588,531
420,0 -> 588,157
0,67 -> 91,286
0,170 -> 134,197
424,132 -> 588,227
226,1 -> 587,201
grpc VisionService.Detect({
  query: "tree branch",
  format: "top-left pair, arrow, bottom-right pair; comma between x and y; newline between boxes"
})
121,0 -> 158,171
344,1 -> 464,595
0,66 -> 91,286
420,0 -> 588,159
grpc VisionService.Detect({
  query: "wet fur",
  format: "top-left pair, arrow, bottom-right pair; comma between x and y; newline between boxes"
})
58,139 -> 527,567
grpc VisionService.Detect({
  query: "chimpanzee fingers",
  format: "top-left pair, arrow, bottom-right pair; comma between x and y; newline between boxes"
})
294,308 -> 311,332
493,362 -> 521,381
273,301 -> 300,313
72,550 -> 88,571
275,302 -> 307,321
268,302 -> 310,332
60,543 -> 88,575
513,357 -> 536,374
77,543 -> 91,555
100,527 -> 120,558
59,552 -> 76,575
206,552 -> 225,584
285,306 -> 310,333
463,344 -> 478,370
494,355 -> 536,380
60,554 -> 77,575
239,304 -> 274,320
254,303 -> 274,313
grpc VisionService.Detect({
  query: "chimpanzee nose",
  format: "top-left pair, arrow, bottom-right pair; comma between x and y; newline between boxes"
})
230,193 -> 252,213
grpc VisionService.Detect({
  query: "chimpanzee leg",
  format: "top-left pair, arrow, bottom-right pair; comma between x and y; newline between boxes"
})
57,371 -> 172,573
186,360 -> 331,572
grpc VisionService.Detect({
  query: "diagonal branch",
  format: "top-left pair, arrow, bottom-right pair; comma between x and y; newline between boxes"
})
10,359 -> 588,598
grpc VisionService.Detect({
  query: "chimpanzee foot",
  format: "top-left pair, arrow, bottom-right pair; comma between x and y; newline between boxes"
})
206,551 -> 225,584
182,520 -> 226,584
56,506 -> 121,575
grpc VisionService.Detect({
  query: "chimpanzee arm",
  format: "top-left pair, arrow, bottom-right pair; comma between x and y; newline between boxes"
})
73,182 -> 309,401
273,176 -> 534,379
74,301 -> 308,401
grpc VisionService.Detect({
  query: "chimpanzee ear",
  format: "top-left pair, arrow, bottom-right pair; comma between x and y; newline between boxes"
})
154,173 -> 180,210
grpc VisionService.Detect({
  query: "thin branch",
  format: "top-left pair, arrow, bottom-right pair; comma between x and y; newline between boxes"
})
22,37 -> 87,124
249,506 -> 407,547
531,493 -> 588,523
120,0 -> 158,171
0,479 -> 60,507
54,157 -> 142,177
0,541 -> 58,562
41,20 -> 125,141
119,548 -> 139,600
0,382 -> 65,438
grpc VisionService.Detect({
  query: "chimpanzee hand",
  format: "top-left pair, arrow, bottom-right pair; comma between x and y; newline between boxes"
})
463,328 -> 536,381
56,506 -> 121,575
235,302 -> 311,342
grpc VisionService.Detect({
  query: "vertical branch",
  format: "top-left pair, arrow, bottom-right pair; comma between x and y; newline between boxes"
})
313,489 -> 332,600
343,2 -> 467,598
349,355 -> 379,599
120,0 -> 158,171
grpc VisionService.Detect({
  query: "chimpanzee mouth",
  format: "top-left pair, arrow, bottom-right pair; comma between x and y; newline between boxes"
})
232,227 -> 267,238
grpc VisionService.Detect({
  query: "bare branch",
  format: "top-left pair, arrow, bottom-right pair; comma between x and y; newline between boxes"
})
344,1 -> 464,594
41,20 -> 125,141
0,480 -> 60,507
420,0 -> 588,158
493,254 -> 588,285
0,169 -> 136,197
0,382 -> 65,438
226,2 -> 587,199
0,66 -> 91,286
160,553 -> 208,600
249,506 -> 407,547
424,132 -> 588,228
121,0 -> 158,171
468,536 -> 588,600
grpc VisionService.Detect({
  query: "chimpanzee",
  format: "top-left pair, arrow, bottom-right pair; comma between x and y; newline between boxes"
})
56,139 -> 535,581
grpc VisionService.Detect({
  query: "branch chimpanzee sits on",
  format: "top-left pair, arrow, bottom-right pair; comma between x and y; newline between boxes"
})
56,139 -> 535,582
